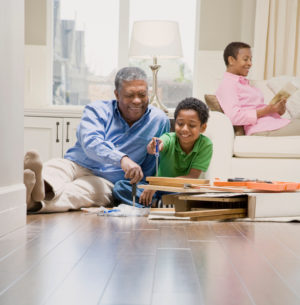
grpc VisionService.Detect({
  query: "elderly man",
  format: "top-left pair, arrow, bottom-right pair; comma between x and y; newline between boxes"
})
24,67 -> 170,212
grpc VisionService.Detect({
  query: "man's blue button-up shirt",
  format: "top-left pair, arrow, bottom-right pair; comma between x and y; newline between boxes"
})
64,100 -> 170,184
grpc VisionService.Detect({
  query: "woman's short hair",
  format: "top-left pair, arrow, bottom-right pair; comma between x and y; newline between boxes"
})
223,42 -> 251,66
174,97 -> 209,125
115,67 -> 148,93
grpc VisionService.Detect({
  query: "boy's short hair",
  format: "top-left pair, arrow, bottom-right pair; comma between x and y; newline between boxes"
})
223,42 -> 251,66
174,97 -> 209,124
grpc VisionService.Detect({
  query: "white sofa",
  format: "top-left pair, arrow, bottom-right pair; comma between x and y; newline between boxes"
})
204,111 -> 300,181
203,77 -> 300,182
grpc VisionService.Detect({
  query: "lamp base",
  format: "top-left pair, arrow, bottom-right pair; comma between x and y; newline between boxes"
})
149,58 -> 168,114
150,94 -> 168,113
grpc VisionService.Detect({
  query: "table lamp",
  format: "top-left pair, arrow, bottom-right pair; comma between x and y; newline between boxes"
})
129,20 -> 183,113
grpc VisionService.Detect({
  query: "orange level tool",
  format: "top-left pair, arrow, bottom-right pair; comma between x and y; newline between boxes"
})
214,178 -> 300,192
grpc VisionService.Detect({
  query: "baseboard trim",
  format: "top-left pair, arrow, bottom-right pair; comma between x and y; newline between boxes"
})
0,183 -> 26,236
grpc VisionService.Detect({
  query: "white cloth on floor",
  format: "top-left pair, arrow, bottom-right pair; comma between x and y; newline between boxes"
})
81,204 -> 150,217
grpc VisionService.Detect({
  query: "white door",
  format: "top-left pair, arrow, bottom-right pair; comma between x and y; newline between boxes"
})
24,117 -> 63,162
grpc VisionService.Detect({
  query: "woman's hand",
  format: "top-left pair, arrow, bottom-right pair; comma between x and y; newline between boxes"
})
147,137 -> 163,155
139,189 -> 156,206
257,98 -> 287,118
273,98 -> 287,115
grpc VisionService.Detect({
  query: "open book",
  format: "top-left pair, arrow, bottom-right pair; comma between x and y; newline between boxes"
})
269,81 -> 299,105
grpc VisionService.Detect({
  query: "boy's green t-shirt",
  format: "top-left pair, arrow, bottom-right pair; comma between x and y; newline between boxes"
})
157,132 -> 213,177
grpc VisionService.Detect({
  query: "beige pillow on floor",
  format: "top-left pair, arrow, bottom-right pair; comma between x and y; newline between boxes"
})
204,94 -> 245,136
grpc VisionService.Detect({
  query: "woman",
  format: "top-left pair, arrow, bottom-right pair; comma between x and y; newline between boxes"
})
216,41 -> 300,136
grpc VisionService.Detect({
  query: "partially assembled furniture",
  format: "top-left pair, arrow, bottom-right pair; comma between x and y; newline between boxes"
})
144,177 -> 300,220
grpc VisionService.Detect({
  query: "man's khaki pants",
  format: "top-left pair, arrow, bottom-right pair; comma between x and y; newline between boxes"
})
38,158 -> 113,213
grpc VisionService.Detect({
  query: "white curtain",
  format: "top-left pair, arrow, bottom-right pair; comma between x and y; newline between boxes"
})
252,0 -> 300,79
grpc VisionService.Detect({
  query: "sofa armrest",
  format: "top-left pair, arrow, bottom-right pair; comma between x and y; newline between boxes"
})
203,111 -> 235,179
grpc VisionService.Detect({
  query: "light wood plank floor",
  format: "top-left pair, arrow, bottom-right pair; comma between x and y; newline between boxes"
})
0,212 -> 299,305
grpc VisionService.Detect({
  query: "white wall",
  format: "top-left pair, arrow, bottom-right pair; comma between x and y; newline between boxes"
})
0,0 -> 26,235
25,0 -> 47,45
199,0 -> 242,50
199,0 -> 255,51
24,0 -> 51,108
194,0 -> 256,101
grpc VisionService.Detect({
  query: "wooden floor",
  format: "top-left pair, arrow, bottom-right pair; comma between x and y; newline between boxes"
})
0,212 -> 300,305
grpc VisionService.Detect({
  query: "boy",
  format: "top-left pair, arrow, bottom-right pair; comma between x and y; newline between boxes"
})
113,97 -> 213,207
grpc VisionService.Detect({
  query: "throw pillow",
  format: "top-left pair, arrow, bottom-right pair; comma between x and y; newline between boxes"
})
204,94 -> 223,112
267,76 -> 300,119
204,94 -> 245,136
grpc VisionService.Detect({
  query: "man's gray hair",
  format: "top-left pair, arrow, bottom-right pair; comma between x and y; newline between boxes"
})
115,67 -> 148,92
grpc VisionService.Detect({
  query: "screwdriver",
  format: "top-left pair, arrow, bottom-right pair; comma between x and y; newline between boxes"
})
132,183 -> 137,207
155,138 -> 159,176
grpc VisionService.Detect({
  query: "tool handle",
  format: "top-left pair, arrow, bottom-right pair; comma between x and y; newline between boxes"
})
132,183 -> 137,196
132,183 -> 137,207
155,139 -> 159,157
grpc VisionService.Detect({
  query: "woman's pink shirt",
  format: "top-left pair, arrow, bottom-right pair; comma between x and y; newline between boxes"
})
216,72 -> 290,135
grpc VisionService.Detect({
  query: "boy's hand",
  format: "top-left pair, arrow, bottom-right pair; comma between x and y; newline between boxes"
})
147,137 -> 163,155
139,189 -> 156,206
120,156 -> 143,184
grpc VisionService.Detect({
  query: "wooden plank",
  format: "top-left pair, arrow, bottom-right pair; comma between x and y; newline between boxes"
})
191,213 -> 246,221
138,184 -> 204,193
146,176 -> 209,187
148,180 -> 209,187
139,183 -> 252,193
198,185 -> 251,192
179,195 -> 248,202
150,208 -> 175,212
175,208 -> 246,218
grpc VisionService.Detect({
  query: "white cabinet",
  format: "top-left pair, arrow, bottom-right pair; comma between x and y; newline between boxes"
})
24,116 -> 81,162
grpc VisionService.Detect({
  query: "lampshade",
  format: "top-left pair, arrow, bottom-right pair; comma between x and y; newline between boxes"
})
129,20 -> 183,58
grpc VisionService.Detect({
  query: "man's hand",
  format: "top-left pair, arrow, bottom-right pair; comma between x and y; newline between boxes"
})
120,156 -> 143,184
147,137 -> 163,154
139,189 -> 156,206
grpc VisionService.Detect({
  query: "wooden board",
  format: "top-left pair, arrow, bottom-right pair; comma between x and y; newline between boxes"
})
191,213 -> 246,221
138,184 -> 206,193
148,181 -> 209,187
175,208 -> 246,218
138,184 -> 252,193
150,207 -> 175,213
148,207 -> 246,222
146,176 -> 210,187
178,195 -> 248,202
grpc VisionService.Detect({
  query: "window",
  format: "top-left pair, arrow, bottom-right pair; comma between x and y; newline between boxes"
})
52,0 -> 197,107
53,0 -> 119,105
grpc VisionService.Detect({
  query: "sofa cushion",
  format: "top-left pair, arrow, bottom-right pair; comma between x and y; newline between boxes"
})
233,136 -> 300,158
204,94 -> 245,136
250,79 -> 275,103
